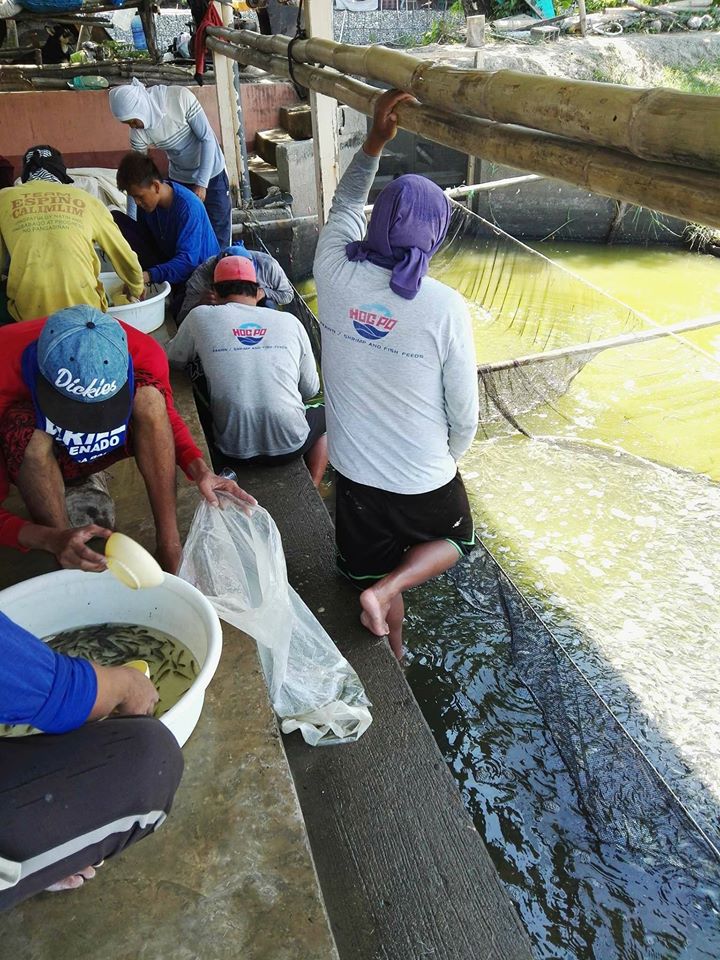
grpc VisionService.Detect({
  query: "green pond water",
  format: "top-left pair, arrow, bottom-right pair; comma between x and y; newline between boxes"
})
303,240 -> 720,958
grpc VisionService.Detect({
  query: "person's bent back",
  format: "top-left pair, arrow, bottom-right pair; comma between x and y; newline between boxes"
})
115,152 -> 219,292
168,256 -> 327,485
0,145 -> 143,321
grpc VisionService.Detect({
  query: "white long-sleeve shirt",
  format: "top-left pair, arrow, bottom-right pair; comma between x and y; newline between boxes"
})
129,87 -> 224,188
313,148 -> 479,494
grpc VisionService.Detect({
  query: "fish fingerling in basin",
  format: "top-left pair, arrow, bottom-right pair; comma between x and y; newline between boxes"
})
0,623 -> 198,738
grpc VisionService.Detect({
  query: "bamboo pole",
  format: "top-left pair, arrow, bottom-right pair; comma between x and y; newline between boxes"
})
208,26 -> 720,174
477,314 -> 720,373
206,34 -> 720,230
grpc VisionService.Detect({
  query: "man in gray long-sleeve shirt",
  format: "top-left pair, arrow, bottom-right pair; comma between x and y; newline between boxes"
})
177,241 -> 294,325
168,255 -> 328,486
313,90 -> 479,658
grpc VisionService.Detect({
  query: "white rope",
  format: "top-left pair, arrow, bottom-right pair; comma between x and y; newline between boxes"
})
451,198 -> 720,371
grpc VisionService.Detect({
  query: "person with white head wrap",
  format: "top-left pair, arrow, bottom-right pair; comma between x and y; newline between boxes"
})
108,77 -> 166,130
109,79 -> 231,248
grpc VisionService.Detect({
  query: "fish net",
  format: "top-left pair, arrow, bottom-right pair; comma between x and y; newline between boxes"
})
253,197 -> 720,875
431,201 -> 720,875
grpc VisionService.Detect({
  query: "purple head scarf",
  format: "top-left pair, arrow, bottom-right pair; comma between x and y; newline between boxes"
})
346,174 -> 451,301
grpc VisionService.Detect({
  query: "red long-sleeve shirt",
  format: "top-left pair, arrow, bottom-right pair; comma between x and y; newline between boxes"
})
0,318 -> 203,550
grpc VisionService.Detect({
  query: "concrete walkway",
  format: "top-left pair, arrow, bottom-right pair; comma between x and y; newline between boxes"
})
0,372 -> 338,960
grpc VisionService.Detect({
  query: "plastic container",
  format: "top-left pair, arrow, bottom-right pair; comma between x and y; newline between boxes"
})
100,272 -> 171,334
104,531 -> 165,590
0,570 -> 223,746
131,13 -> 148,51
68,76 -> 109,90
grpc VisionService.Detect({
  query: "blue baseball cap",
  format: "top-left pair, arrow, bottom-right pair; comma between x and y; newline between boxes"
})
221,242 -> 255,261
31,305 -> 133,434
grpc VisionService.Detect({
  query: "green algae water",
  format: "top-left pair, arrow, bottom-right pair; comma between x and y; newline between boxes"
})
303,239 -> 720,958
0,623 -> 198,737
417,240 -> 720,959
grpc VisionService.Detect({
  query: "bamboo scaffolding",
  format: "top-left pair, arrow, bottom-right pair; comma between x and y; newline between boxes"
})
208,26 -> 720,174
206,32 -> 720,230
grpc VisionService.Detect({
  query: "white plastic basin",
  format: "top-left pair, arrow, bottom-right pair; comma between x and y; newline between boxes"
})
0,569 -> 222,746
100,271 -> 171,334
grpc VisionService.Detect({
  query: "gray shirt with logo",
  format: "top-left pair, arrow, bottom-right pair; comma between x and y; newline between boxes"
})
313,148 -> 479,495
167,302 -> 319,458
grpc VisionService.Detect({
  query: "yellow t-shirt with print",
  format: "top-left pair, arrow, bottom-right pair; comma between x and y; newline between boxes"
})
0,181 -> 143,322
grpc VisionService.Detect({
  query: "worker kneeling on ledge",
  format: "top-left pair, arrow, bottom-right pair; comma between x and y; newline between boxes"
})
313,89 -> 480,659
0,610 -> 182,911
168,256 -> 328,487
0,305 -> 255,574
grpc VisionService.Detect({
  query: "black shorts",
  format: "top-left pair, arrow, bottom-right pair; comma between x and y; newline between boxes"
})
0,717 -> 183,911
335,471 -> 476,584
222,404 -> 326,468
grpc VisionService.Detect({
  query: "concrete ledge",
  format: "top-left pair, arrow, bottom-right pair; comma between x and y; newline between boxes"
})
232,458 -> 533,960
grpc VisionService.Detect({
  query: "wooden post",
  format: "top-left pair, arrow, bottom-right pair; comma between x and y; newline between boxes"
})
5,20 -> 19,49
138,0 -> 159,62
305,0 -> 339,226
578,0 -> 588,36
466,14 -> 486,46
465,50 -> 482,205
213,0 -> 243,205
76,23 -> 92,49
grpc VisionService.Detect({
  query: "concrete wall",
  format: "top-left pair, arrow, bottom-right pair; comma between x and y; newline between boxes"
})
0,87 -> 220,176
0,81 -> 298,178
472,162 -> 686,246
333,9 -> 464,45
275,104 -> 366,217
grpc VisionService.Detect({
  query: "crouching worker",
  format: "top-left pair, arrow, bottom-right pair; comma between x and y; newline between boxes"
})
0,305 -> 255,573
177,240 -> 294,325
168,256 -> 328,486
114,152 -> 219,316
0,145 -> 144,322
0,610 -> 183,911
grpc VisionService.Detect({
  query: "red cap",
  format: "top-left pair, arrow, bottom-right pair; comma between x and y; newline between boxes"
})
214,255 -> 257,284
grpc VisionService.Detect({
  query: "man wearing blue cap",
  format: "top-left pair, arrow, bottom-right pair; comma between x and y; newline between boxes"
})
176,240 -> 294,325
0,304 -> 255,572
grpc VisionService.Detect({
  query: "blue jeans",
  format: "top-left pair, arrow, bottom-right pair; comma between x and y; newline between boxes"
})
180,169 -> 232,249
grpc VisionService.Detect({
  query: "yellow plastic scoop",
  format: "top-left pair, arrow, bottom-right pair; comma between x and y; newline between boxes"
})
123,659 -> 151,678
105,532 -> 164,590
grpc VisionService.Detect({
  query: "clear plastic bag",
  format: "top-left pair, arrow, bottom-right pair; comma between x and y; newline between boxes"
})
178,495 -> 372,746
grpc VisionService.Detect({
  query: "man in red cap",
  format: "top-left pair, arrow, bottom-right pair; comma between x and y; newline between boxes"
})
168,255 -> 327,486
0,304 -> 255,573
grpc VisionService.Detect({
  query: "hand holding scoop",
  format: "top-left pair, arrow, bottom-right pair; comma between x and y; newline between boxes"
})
104,532 -> 165,590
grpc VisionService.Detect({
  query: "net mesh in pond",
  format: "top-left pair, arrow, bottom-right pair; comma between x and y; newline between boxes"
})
292,195 -> 720,871
432,202 -> 720,872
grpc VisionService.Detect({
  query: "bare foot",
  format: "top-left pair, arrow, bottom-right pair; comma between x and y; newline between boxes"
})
45,864 -> 96,892
359,587 -> 391,637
